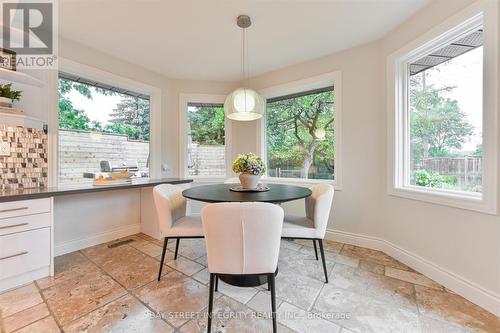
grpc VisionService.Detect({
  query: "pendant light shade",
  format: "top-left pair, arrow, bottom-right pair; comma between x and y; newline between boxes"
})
225,15 -> 264,121
224,87 -> 264,121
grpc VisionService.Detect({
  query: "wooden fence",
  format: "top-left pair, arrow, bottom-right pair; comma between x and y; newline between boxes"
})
412,156 -> 482,190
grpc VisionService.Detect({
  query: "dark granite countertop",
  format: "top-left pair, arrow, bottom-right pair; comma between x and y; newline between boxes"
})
0,178 -> 193,203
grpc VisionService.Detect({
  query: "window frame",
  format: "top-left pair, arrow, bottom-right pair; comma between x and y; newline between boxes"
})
257,71 -> 343,189
178,93 -> 231,182
48,58 -> 162,186
387,5 -> 498,214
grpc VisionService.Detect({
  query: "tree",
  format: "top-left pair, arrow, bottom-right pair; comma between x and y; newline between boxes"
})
188,106 -> 225,145
409,73 -> 474,160
58,78 -> 150,141
108,96 -> 150,141
58,79 -> 93,130
267,91 -> 334,178
474,144 -> 483,156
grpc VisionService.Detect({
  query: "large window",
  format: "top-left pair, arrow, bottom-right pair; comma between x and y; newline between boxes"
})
58,74 -> 150,184
391,11 -> 497,213
186,102 -> 226,177
266,86 -> 335,180
408,34 -> 483,193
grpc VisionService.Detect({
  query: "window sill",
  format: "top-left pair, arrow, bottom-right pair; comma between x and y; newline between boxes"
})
262,176 -> 341,190
388,185 -> 496,215
190,176 -> 227,183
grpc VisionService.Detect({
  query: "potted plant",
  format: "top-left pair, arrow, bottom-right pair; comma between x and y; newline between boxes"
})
0,83 -> 22,108
232,152 -> 266,189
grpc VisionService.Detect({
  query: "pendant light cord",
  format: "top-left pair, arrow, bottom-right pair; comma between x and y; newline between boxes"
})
241,27 -> 248,83
241,25 -> 248,110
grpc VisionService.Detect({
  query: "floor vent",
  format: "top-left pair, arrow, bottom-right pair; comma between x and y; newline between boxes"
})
108,239 -> 134,248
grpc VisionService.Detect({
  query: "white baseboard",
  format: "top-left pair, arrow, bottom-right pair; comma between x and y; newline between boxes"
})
325,228 -> 500,317
55,223 -> 141,256
0,267 -> 50,293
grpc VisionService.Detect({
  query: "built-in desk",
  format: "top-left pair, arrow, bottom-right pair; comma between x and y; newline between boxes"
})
0,178 -> 193,203
0,178 -> 193,292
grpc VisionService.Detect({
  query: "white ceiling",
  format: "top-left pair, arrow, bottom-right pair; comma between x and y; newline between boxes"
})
59,0 -> 429,81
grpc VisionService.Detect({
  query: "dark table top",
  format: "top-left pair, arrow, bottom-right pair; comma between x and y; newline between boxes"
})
182,183 -> 312,204
0,178 -> 193,203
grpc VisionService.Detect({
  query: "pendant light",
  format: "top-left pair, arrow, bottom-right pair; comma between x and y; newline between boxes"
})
224,15 -> 265,121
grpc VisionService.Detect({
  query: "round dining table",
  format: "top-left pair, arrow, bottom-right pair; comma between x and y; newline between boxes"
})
182,183 -> 312,287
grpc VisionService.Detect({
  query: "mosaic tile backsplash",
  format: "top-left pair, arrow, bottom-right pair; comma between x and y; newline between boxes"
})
0,124 -> 48,190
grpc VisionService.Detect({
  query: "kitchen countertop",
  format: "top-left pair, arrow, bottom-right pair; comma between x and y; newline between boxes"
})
0,178 -> 193,203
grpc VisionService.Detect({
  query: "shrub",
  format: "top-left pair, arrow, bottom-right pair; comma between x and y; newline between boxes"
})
414,170 -> 460,189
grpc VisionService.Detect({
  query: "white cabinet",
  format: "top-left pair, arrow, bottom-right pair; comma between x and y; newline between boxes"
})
0,198 -> 53,292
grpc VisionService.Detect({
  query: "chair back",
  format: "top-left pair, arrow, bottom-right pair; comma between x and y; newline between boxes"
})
305,184 -> 334,238
202,202 -> 283,275
153,184 -> 187,236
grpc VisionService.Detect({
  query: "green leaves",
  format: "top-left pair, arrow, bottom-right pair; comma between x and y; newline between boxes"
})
410,75 -> 474,160
188,106 -> 225,145
0,83 -> 22,101
266,90 -> 335,179
58,78 -> 149,141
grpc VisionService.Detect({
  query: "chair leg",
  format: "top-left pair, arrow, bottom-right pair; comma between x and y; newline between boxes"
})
215,275 -> 219,292
158,238 -> 169,281
318,239 -> 328,283
174,238 -> 180,260
313,239 -> 319,260
207,273 -> 215,333
268,273 -> 277,333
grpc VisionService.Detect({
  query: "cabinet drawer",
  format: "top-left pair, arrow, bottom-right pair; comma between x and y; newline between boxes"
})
0,213 -> 51,236
0,198 -> 51,220
0,228 -> 51,280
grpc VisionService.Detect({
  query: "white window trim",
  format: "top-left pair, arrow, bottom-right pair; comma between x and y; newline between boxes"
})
387,1 -> 498,215
47,58 -> 162,186
178,93 -> 231,182
256,71 -> 343,189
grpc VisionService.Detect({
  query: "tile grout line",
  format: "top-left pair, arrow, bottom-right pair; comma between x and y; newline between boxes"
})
0,301 -> 51,333
33,280 -> 65,333
80,242 -> 207,330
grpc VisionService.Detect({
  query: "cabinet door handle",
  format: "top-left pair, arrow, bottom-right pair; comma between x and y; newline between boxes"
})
0,207 -> 29,213
0,251 -> 28,261
0,222 -> 29,230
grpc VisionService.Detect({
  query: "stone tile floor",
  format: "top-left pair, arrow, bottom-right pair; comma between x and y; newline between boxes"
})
0,234 -> 498,333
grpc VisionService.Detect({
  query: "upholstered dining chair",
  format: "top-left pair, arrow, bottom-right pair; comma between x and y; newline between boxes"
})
202,202 -> 284,333
153,184 -> 204,281
281,183 -> 334,283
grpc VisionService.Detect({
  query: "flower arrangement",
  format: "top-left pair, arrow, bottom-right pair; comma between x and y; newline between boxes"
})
232,152 -> 266,175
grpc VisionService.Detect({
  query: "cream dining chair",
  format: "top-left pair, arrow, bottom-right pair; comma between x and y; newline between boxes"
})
153,184 -> 204,281
202,202 -> 284,333
281,183 -> 334,283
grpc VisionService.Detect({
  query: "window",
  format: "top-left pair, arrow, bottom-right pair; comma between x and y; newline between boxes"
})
408,30 -> 483,194
58,73 -> 150,184
265,86 -> 336,181
186,102 -> 226,177
391,11 -> 497,213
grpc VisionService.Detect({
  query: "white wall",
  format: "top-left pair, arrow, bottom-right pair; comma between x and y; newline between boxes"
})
246,41 -> 385,239
16,0 -> 499,315
50,39 -> 237,251
239,0 -> 500,316
380,0 -> 500,311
